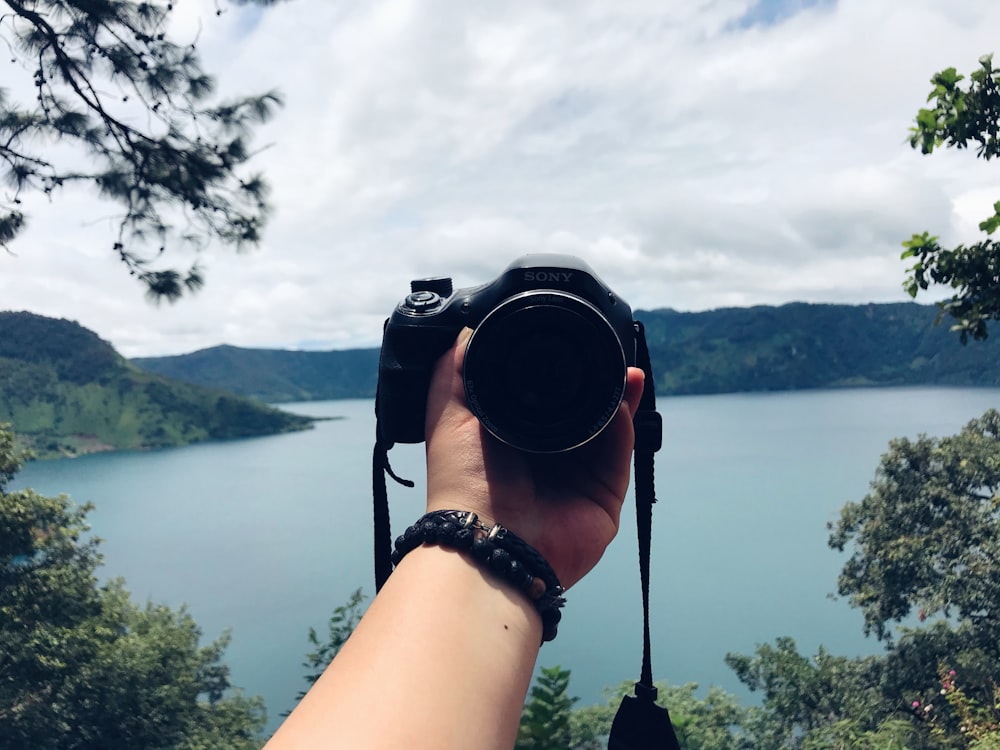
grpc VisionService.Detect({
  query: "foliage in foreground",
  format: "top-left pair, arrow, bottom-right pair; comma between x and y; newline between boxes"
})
0,424 -> 265,749
830,409 -> 1000,648
567,679 -> 745,750
904,53 -> 1000,342
289,588 -> 368,710
723,408 -> 1000,749
0,0 -> 287,300
516,665 -> 578,749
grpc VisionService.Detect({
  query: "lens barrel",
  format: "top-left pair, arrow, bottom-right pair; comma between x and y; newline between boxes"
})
463,290 -> 627,453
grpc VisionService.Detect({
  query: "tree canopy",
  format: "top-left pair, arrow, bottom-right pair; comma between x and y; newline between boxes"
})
0,0 -> 287,300
904,53 -> 1000,342
287,588 -> 367,712
773,408 -> 1000,750
0,423 -> 265,748
829,409 -> 1000,647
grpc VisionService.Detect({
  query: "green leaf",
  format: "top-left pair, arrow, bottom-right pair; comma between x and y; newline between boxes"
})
980,213 -> 1000,235
916,108 -> 938,128
901,231 -> 936,251
933,67 -> 963,89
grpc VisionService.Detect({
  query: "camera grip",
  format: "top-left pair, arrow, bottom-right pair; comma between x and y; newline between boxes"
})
377,321 -> 462,445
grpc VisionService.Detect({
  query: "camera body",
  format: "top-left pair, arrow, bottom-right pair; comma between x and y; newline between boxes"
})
377,254 -> 637,453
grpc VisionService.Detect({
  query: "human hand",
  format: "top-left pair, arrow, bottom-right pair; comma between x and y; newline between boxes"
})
424,328 -> 645,589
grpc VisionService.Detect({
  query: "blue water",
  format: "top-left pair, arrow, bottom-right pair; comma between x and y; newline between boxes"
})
11,387 -> 1000,735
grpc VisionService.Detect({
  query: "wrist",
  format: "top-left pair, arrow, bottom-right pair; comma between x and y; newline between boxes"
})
392,510 -> 565,642
424,496 -> 546,558
390,543 -> 544,646
288,544 -> 540,750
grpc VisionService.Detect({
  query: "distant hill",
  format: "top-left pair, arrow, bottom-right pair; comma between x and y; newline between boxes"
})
134,346 -> 379,403
640,302 -> 1000,394
0,312 -> 314,459
131,302 -> 1000,403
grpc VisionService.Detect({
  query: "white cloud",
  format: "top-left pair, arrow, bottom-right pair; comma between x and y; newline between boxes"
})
951,185 -> 1000,244
2,0 -> 999,356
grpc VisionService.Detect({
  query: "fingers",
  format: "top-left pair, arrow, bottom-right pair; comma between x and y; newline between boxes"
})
596,366 -> 645,463
425,328 -> 474,442
623,366 -> 645,421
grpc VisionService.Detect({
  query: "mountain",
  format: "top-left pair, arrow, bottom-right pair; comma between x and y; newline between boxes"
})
0,312 -> 314,458
640,302 -> 1000,394
134,345 -> 379,403
132,302 -> 1000,402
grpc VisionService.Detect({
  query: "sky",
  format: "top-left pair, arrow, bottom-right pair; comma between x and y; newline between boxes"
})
2,0 -> 999,357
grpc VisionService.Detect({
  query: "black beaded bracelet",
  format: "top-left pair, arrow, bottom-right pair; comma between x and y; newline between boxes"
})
391,510 -> 566,642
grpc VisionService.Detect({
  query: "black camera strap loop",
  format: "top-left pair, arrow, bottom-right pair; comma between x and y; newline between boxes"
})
373,372 -> 413,593
607,321 -> 681,750
373,440 -> 411,592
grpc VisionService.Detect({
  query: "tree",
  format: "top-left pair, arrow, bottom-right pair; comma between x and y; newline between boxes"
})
0,423 -> 265,749
828,409 -> 1000,648
516,665 -> 578,750
820,409 -> 1000,749
0,0 -> 287,301
798,718 -> 920,750
933,666 -> 1000,749
694,304 -> 1000,743
725,637 -> 920,750
287,587 -> 367,712
903,53 -> 1000,342
567,679 -> 745,750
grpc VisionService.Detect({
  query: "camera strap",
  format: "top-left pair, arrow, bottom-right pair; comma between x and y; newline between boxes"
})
373,380 -> 411,593
607,320 -> 681,750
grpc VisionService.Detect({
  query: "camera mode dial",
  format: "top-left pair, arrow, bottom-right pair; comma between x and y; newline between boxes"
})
410,277 -> 453,297
403,290 -> 443,313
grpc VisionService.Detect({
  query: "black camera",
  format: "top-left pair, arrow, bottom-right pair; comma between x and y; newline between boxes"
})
377,254 -> 638,453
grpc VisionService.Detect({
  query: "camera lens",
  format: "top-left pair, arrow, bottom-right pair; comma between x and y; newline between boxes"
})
463,291 -> 627,453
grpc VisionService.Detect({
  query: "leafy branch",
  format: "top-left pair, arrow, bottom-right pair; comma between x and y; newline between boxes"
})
0,0 -> 285,300
903,54 -> 1000,342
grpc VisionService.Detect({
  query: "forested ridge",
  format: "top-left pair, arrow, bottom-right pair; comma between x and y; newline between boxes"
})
642,302 -> 1000,394
133,302 -> 1000,404
0,311 -> 313,459
135,344 -> 381,403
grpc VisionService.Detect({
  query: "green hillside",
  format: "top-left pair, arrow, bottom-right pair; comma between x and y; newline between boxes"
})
134,345 -> 379,403
133,302 -> 1000,402
640,302 -> 1000,394
0,312 -> 314,458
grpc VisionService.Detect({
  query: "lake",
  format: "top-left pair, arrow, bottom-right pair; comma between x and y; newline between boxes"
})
11,386 -> 1000,735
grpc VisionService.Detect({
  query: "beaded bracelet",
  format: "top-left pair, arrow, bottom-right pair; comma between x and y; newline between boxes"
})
391,510 -> 566,642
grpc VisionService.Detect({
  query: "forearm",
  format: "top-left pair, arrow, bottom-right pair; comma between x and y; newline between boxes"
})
265,544 -> 542,750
